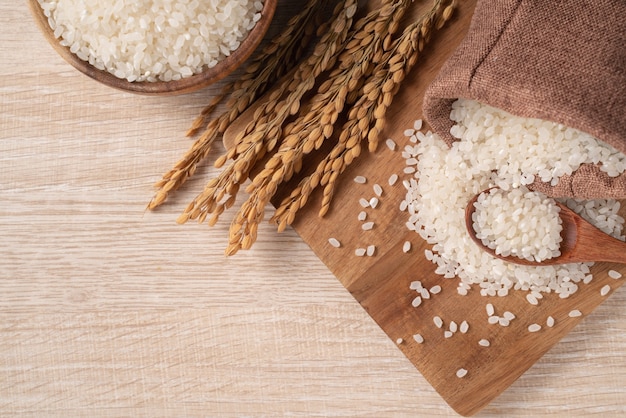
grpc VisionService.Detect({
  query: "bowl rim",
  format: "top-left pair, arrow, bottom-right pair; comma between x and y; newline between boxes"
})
27,0 -> 278,95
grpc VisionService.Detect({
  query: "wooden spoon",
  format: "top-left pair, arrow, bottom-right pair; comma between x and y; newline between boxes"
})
465,188 -> 626,266
27,0 -> 277,95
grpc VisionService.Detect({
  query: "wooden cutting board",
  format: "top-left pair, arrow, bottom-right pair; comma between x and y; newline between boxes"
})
224,0 -> 626,415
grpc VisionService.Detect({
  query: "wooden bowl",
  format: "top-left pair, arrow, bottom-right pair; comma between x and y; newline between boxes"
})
27,0 -> 277,95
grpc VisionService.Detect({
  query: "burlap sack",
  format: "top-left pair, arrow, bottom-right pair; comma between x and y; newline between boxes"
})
423,0 -> 626,199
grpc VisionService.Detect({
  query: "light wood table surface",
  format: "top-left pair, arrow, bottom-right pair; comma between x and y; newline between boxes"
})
2,2 -> 625,417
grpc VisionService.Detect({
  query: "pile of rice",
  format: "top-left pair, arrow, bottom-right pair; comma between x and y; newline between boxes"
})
471,187 -> 563,263
38,0 -> 264,82
402,99 -> 626,299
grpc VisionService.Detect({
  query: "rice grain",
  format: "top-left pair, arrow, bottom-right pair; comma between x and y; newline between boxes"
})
40,0 -> 264,82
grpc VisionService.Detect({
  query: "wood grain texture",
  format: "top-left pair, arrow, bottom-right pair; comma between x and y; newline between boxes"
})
1,1 -> 625,417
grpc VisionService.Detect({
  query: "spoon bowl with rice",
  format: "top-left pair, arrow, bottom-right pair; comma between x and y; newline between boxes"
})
465,187 -> 626,266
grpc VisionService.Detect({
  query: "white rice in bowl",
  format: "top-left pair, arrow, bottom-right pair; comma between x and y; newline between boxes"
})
38,0 -> 264,82
401,99 -> 626,299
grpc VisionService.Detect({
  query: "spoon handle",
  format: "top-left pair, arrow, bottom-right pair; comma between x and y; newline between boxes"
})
571,213 -> 626,264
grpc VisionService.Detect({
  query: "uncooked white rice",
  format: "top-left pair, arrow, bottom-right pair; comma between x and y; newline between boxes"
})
328,237 -> 341,248
456,368 -> 468,378
388,174 -> 399,186
366,245 -> 376,256
359,198 -> 370,208
355,248 -> 366,257
502,311 -> 515,321
362,221 -> 375,231
354,175 -> 367,184
600,284 -> 611,296
485,303 -> 495,317
546,316 -> 555,327
433,316 -> 443,328
402,241 -> 411,253
478,339 -> 490,347
608,269 -> 623,279
413,333 -> 424,343
528,323 -> 542,332
526,293 -> 539,305
411,296 -> 422,308
386,138 -> 397,151
444,331 -> 453,338
358,211 -> 367,221
568,309 -> 582,318
459,320 -> 469,333
410,280 -> 423,290
369,197 -> 380,208
374,184 -> 384,197
39,0 -> 264,82
471,187 -> 563,262
401,99 -> 626,300
449,321 -> 458,333
430,285 -> 441,294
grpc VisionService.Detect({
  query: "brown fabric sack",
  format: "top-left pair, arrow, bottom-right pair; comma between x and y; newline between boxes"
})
422,0 -> 626,199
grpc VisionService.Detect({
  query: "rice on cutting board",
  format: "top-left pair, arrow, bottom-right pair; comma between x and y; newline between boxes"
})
401,99 -> 626,299
38,0 -> 264,82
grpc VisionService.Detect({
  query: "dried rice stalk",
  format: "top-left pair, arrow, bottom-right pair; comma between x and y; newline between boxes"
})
225,0 -> 414,254
272,0 -> 456,228
177,0 -> 359,232
147,0 -> 328,210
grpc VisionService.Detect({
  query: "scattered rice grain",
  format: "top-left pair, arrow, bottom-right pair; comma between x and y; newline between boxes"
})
608,270 -> 622,279
568,309 -> 582,318
449,321 -> 458,333
600,284 -> 611,296
486,303 -> 495,317
433,316 -> 443,328
386,138 -> 397,151
328,237 -> 341,248
487,315 -> 499,325
460,320 -> 469,333
528,323 -> 542,332
456,368 -> 468,378
362,221 -> 375,231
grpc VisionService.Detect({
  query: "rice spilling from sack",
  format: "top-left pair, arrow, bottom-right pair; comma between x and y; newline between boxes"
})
38,0 -> 264,82
471,187 -> 563,263
402,99 -> 626,298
